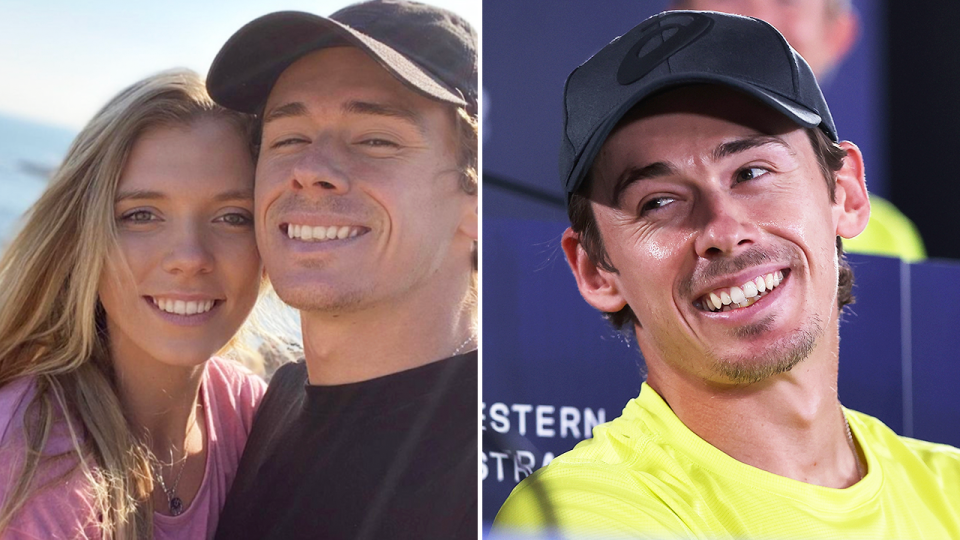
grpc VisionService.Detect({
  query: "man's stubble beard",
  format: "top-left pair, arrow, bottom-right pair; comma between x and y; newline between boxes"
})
675,245 -> 825,384
268,263 -> 368,314
278,286 -> 366,313
712,312 -> 825,384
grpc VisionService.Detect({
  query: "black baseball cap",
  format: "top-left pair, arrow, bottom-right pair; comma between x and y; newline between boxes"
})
560,10 -> 837,201
207,0 -> 477,115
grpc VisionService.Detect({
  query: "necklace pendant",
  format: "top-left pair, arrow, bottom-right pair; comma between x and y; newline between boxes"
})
169,496 -> 184,516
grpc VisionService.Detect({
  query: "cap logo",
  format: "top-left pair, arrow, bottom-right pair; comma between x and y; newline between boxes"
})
617,13 -> 713,86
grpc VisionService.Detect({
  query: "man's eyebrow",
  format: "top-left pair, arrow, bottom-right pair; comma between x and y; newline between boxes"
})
612,162 -> 676,206
342,100 -> 426,134
712,135 -> 795,161
263,102 -> 309,125
609,136 -> 794,206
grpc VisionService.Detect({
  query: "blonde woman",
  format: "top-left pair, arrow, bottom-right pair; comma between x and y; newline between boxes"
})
0,70 -> 269,539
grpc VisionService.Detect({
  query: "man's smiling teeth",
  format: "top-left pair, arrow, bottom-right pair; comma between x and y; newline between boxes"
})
702,271 -> 785,312
152,297 -> 215,315
287,224 -> 362,242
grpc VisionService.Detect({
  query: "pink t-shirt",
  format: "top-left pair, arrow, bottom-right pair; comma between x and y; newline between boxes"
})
0,357 -> 266,539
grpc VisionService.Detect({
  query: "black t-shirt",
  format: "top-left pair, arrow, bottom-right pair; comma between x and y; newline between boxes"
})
214,351 -> 478,540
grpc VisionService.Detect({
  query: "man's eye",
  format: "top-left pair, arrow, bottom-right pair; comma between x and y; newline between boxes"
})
360,138 -> 400,148
270,137 -> 308,149
640,196 -> 676,215
736,167 -> 769,182
217,213 -> 252,227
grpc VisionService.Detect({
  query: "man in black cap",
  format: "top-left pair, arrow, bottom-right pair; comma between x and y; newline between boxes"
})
493,10 -> 960,538
206,2 -> 478,538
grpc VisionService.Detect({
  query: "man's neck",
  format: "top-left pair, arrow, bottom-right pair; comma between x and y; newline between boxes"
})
300,278 -> 476,386
645,327 -> 863,488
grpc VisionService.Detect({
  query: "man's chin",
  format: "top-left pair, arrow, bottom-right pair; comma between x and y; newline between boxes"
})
271,278 -> 365,314
711,320 -> 822,385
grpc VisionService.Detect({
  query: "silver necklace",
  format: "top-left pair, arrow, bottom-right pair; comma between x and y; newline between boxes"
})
843,413 -> 864,481
150,403 -> 201,516
152,454 -> 187,516
452,333 -> 476,356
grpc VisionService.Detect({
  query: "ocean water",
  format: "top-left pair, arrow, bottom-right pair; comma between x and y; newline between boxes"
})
0,113 -> 76,244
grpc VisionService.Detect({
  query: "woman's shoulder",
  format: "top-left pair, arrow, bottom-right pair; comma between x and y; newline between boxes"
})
203,357 -> 267,430
0,376 -> 40,444
0,377 -> 100,538
205,357 -> 267,398
0,375 -> 81,466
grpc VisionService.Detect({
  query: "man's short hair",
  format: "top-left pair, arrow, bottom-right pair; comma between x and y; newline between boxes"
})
456,107 -> 479,278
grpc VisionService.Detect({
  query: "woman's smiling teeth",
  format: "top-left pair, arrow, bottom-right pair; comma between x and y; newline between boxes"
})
287,224 -> 362,242
700,270 -> 785,312
152,297 -> 215,315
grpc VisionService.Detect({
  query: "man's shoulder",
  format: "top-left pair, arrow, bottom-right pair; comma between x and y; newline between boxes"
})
240,360 -> 303,425
849,408 -> 960,463
898,435 -> 960,463
259,359 -> 307,404
239,360 -> 306,445
897,435 -> 960,490
494,398 -> 693,536
269,358 -> 308,386
850,409 -> 960,478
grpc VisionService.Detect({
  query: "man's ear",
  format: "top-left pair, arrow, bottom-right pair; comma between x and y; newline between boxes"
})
561,227 -> 628,313
834,141 -> 871,239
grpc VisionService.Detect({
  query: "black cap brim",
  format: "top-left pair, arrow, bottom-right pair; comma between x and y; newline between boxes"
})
207,11 -> 468,114
567,74 -> 826,197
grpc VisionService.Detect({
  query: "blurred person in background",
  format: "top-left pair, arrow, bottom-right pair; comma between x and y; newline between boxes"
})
206,1 -> 479,538
0,70 -> 279,539
671,0 -> 926,261
494,11 -> 960,538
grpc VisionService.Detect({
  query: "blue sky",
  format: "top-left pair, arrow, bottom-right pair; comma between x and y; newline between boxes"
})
0,0 -> 480,129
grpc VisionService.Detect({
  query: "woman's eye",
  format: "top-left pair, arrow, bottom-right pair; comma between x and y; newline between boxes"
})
737,167 -> 769,182
120,210 -> 156,223
640,196 -> 676,215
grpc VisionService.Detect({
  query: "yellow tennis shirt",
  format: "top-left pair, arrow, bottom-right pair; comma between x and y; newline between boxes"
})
493,383 -> 960,539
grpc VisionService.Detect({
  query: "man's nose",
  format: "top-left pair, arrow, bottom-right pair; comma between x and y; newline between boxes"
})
290,139 -> 351,194
693,190 -> 759,258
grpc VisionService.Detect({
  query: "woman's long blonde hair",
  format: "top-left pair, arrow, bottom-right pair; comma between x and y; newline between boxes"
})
0,69 -> 256,538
